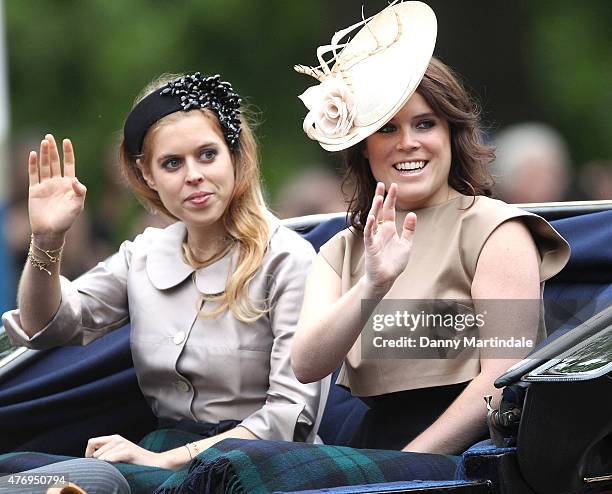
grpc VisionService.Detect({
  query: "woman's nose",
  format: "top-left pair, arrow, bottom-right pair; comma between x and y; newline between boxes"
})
185,160 -> 204,184
397,128 -> 421,151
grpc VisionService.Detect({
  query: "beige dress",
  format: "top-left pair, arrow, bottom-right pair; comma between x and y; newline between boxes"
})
319,194 -> 571,397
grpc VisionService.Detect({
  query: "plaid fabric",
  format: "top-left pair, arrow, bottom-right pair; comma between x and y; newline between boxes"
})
0,428 -> 205,494
154,438 -> 460,494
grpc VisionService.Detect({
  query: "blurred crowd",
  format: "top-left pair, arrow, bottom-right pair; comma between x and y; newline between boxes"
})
1,122 -> 611,310
491,122 -> 612,204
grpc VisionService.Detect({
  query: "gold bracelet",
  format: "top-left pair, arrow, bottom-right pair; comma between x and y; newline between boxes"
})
185,441 -> 200,460
27,250 -> 52,275
28,235 -> 64,275
30,235 -> 64,262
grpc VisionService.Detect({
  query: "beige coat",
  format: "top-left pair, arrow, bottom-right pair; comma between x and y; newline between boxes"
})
3,214 -> 324,442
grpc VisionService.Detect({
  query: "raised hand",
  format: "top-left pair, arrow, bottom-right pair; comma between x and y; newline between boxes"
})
363,182 -> 417,297
28,134 -> 87,241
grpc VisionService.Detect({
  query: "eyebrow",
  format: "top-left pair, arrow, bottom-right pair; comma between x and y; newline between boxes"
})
156,142 -> 219,162
412,112 -> 437,120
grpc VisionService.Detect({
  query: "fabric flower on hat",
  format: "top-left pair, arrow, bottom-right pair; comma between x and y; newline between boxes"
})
299,76 -> 356,142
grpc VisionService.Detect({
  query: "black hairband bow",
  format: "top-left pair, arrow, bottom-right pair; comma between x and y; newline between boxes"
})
124,72 -> 242,156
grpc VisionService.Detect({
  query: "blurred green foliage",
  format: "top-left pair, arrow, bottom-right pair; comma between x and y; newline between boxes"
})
5,0 -> 611,244
5,0 -> 330,210
527,0 -> 612,165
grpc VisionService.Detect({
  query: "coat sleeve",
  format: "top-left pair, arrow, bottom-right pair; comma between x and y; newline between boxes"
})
1,236 -> 140,349
239,230 -> 327,443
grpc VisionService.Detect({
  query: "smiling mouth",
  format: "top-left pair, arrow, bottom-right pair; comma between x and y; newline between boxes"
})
393,161 -> 428,173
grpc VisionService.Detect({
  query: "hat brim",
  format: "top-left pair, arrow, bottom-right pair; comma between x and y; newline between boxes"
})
300,1 -> 437,152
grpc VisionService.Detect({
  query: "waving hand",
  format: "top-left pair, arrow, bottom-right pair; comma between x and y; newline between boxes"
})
28,134 -> 87,238
363,182 -> 417,296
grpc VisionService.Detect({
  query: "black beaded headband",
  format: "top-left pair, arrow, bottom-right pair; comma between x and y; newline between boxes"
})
123,72 -> 242,155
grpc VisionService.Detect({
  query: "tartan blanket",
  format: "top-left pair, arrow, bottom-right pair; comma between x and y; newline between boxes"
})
0,428 -> 203,494
154,438 -> 460,494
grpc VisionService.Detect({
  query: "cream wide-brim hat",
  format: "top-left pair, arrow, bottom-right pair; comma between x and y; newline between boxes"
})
296,1 -> 437,152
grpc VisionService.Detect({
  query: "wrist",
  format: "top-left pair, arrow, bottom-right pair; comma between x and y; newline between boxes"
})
31,232 -> 66,250
159,448 -> 190,470
28,234 -> 65,276
360,276 -> 392,300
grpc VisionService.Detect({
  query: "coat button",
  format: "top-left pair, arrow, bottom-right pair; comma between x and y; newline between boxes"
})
173,331 -> 186,345
176,380 -> 191,393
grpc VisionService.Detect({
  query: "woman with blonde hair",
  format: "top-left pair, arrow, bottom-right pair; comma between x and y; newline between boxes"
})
2,72 -> 322,491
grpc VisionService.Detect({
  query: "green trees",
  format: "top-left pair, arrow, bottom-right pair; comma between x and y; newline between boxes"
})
5,0 -> 611,240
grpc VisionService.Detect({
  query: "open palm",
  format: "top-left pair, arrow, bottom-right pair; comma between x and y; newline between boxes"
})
28,135 -> 86,236
363,183 -> 417,294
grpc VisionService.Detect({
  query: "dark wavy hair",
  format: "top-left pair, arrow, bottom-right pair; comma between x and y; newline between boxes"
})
342,56 -> 495,231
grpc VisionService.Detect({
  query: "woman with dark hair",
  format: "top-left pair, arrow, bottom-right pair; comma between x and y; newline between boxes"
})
292,1 -> 570,454
2,72 -> 323,491
342,56 -> 496,232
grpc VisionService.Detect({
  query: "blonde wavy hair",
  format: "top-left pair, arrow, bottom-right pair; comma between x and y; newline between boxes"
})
119,73 -> 269,322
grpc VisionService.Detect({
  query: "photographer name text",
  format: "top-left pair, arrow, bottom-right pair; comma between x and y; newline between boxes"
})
372,335 -> 534,349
